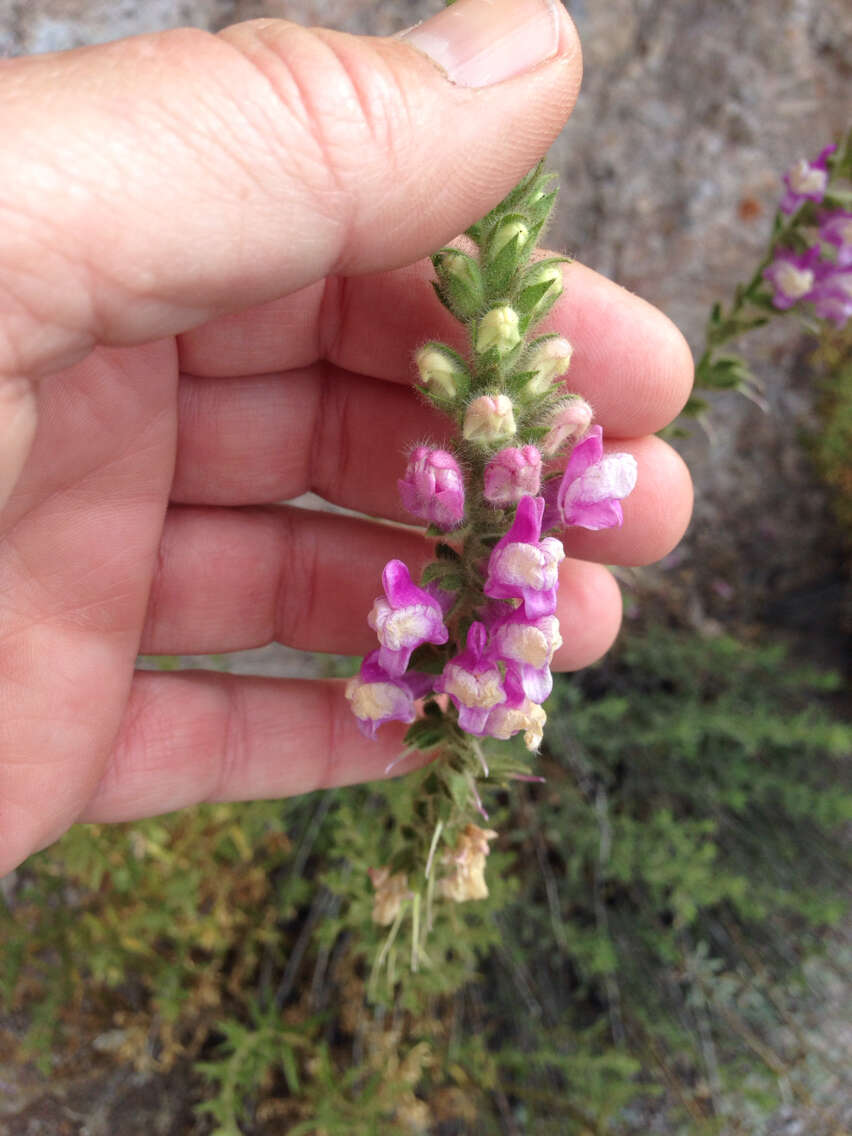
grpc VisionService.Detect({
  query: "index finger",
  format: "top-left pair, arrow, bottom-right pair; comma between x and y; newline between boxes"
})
177,259 -> 694,438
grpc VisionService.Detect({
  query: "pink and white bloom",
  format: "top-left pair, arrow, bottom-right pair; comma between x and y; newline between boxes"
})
543,426 -> 637,532
811,263 -> 852,327
820,211 -> 852,267
484,495 -> 565,619
483,668 -> 547,752
763,246 -> 821,310
368,560 -> 449,677
779,145 -> 835,214
398,446 -> 465,529
483,445 -> 542,506
491,607 -> 563,702
436,622 -> 507,735
346,650 -> 433,739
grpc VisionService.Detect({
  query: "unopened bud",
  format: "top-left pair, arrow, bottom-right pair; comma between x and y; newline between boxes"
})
415,345 -> 467,401
434,250 -> 485,319
398,446 -> 465,530
483,445 -> 542,506
523,336 -> 574,395
491,218 -> 530,259
475,306 -> 521,355
541,398 -> 593,457
463,394 -> 517,445
519,263 -> 563,321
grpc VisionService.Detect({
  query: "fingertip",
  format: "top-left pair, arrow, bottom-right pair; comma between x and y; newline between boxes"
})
553,559 -> 623,671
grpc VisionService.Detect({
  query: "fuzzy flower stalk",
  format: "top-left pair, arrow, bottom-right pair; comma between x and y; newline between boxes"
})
689,128 -> 852,416
347,163 -> 637,968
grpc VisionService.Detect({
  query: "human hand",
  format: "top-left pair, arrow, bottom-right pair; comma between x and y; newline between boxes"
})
0,0 -> 692,876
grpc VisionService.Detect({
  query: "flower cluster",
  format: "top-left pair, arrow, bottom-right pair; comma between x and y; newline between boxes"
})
763,144 -> 852,327
347,165 -> 639,923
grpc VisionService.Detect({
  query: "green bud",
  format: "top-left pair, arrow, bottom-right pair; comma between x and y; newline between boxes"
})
490,218 -> 530,259
517,262 -> 564,322
463,394 -> 517,444
433,249 -> 485,320
415,344 -> 469,401
475,305 -> 521,356
523,336 -> 574,395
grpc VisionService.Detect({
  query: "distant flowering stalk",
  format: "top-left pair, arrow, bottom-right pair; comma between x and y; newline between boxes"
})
345,162 -> 638,955
691,129 -> 852,415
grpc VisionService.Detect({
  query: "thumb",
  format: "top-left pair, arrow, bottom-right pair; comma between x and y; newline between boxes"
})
0,0 -> 581,376
0,0 -> 580,506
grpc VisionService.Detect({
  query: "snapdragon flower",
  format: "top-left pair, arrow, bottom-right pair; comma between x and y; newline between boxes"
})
820,210 -> 852,266
483,667 -> 547,752
779,145 -> 835,214
543,425 -> 637,532
435,622 -> 507,735
368,560 -> 449,676
346,650 -> 433,739
811,263 -> 852,326
762,246 -> 821,310
484,495 -> 565,619
490,606 -> 562,702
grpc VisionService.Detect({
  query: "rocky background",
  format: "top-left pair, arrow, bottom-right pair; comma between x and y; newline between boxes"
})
0,0 -> 849,1132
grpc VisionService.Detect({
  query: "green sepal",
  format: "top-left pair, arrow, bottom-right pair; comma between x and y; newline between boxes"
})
403,717 -> 448,752
416,382 -> 460,419
420,562 -> 465,593
432,249 -> 486,320
482,213 -> 534,295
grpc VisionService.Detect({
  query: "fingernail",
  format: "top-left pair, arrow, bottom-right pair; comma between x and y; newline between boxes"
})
402,0 -> 561,89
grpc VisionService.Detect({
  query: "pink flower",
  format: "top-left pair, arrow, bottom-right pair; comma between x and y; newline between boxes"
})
763,247 -> 821,310
779,145 -> 835,214
368,560 -> 449,677
346,650 -> 433,739
543,426 -> 637,532
484,495 -> 565,619
398,446 -> 465,529
820,211 -> 852,267
490,607 -> 562,702
483,446 -> 542,506
435,622 -> 507,735
811,263 -> 852,327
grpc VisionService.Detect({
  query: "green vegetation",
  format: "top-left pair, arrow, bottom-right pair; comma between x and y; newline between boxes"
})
3,627 -> 850,1134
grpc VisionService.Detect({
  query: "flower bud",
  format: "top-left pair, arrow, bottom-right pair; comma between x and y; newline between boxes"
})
415,345 -> 468,400
483,445 -> 542,506
540,397 -> 593,457
518,262 -> 563,321
463,394 -> 517,444
523,336 -> 574,396
490,218 -> 530,259
475,305 -> 521,356
434,250 -> 485,319
398,446 -> 465,529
